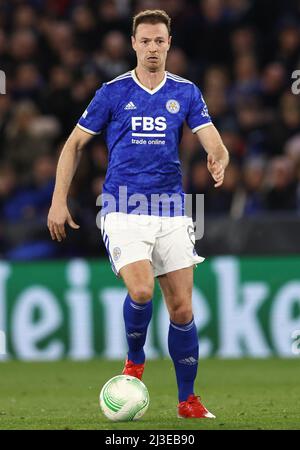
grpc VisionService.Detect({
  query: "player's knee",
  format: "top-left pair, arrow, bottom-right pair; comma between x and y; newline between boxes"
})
169,304 -> 193,325
129,285 -> 153,303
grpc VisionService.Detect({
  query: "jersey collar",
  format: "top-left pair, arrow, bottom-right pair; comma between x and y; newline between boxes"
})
131,69 -> 167,95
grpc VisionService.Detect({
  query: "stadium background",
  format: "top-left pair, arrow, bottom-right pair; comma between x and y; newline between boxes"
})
0,0 -> 300,431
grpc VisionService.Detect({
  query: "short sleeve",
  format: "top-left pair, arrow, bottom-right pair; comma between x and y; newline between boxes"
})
77,84 -> 110,135
186,84 -> 212,133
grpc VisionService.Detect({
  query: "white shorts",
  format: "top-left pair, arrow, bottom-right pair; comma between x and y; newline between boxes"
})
100,213 -> 204,277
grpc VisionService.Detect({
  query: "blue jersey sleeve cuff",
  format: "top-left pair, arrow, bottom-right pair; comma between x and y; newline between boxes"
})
76,123 -> 102,135
192,122 -> 213,133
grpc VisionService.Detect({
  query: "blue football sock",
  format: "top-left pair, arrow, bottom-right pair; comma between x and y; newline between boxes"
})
168,318 -> 199,402
123,293 -> 152,364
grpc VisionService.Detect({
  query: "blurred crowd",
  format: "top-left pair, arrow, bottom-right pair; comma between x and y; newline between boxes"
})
1,0 -> 300,259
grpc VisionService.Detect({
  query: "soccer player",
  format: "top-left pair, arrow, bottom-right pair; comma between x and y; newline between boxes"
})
48,10 -> 229,419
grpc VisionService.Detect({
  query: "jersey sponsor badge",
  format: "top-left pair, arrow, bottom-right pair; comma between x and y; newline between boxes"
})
166,99 -> 180,114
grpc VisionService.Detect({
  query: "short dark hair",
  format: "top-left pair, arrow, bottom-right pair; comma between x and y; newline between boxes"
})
132,9 -> 171,37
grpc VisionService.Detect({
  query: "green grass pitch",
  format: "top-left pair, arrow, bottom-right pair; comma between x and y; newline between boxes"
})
0,358 -> 300,430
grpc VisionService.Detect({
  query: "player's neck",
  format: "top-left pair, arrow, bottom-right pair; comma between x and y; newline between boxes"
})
134,66 -> 166,91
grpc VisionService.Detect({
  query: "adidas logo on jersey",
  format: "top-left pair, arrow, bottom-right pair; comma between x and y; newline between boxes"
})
125,101 -> 137,110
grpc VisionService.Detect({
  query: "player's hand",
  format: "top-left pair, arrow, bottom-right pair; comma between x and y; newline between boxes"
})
47,203 -> 80,242
207,153 -> 225,188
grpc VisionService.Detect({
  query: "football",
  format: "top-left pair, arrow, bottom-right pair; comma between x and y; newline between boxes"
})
99,375 -> 149,422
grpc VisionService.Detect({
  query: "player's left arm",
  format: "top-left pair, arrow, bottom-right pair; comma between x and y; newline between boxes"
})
196,124 -> 229,188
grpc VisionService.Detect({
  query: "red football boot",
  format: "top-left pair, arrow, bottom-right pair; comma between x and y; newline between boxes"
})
122,357 -> 145,380
178,395 -> 216,419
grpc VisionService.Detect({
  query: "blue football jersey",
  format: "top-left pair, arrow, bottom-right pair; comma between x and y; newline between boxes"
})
77,70 -> 212,215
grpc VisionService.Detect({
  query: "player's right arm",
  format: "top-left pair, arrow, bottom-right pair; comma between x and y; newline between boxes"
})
47,126 -> 93,242
48,83 -> 110,241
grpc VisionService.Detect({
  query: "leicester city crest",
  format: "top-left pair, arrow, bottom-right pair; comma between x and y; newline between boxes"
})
113,247 -> 121,261
166,99 -> 180,114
